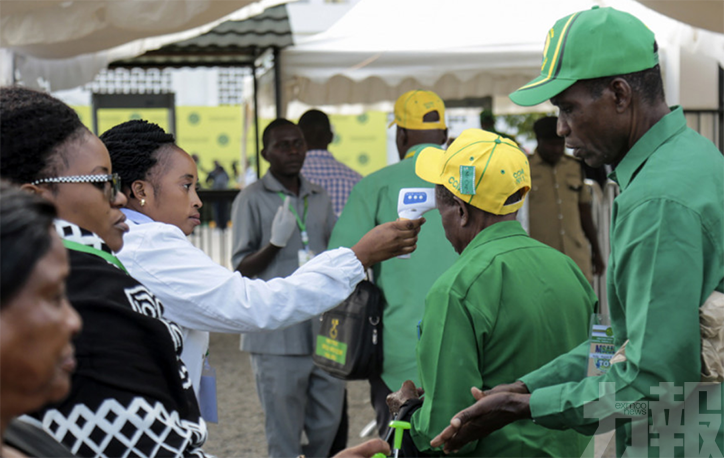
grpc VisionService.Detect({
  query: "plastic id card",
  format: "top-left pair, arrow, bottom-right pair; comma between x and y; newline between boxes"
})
298,248 -> 314,267
587,313 -> 615,377
199,358 -> 218,423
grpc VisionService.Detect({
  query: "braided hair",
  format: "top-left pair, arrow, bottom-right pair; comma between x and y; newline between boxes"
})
0,86 -> 87,185
100,120 -> 176,197
0,180 -> 58,307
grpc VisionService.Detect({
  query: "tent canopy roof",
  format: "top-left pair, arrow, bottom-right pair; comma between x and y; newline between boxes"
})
0,0 -> 260,59
110,5 -> 293,69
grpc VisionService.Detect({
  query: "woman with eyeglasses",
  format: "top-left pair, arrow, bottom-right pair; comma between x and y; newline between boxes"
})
0,86 -> 210,458
0,182 -> 82,458
100,120 -> 424,397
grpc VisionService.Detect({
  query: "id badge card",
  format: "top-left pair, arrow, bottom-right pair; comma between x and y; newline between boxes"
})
587,313 -> 615,377
199,357 -> 218,423
298,248 -> 314,267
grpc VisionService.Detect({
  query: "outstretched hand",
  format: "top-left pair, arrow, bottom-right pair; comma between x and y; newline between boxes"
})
430,388 -> 531,454
332,439 -> 390,458
351,218 -> 425,269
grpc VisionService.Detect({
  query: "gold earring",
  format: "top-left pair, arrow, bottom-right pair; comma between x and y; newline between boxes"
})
140,198 -> 146,207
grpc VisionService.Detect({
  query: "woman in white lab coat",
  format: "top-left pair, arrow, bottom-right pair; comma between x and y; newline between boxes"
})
101,119 -> 422,395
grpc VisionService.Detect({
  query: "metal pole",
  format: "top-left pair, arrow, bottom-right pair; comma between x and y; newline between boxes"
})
91,93 -> 99,135
718,66 -> 723,153
273,47 -> 283,118
168,93 -> 177,137
253,49 -> 261,178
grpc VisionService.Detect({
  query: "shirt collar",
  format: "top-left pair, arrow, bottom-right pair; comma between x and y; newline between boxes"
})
610,106 -> 686,190
305,149 -> 334,159
462,220 -> 527,255
54,219 -> 112,254
404,143 -> 442,160
122,208 -> 155,225
261,171 -> 320,198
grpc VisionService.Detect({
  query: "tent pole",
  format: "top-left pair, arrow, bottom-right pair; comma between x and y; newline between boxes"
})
253,50 -> 261,178
274,47 -> 282,118
719,66 -> 723,154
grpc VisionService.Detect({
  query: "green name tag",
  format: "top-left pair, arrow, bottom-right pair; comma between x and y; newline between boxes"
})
587,324 -> 615,376
459,165 -> 476,195
316,335 -> 348,364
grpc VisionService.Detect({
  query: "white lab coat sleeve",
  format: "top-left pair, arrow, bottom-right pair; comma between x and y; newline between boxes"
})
118,222 -> 365,334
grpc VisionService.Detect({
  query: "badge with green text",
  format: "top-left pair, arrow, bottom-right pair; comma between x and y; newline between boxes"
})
587,314 -> 614,377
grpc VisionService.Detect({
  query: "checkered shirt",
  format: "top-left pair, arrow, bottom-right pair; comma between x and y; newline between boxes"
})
301,149 -> 363,216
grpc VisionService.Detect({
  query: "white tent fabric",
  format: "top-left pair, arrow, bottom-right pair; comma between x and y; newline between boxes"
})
282,0 -> 724,109
1,0 -> 289,91
2,0 -> 264,58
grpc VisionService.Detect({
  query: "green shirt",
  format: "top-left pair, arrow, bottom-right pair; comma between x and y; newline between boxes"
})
328,144 -> 458,390
522,107 -> 724,457
412,221 -> 596,457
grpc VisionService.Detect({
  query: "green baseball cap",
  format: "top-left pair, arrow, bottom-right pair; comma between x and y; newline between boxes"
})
509,6 -> 658,107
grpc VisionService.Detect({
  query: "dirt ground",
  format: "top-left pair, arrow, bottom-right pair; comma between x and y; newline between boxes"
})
203,332 -> 615,458
204,332 -> 377,457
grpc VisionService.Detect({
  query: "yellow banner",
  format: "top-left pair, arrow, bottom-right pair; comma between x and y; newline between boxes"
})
72,106 -> 388,187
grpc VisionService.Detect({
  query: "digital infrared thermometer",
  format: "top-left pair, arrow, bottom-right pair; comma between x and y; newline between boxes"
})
396,188 -> 436,258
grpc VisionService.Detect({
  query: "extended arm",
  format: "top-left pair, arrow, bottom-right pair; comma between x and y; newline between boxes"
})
121,219 -> 421,334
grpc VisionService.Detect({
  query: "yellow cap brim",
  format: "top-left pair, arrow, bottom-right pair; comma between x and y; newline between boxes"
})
415,146 -> 446,185
388,119 -> 396,128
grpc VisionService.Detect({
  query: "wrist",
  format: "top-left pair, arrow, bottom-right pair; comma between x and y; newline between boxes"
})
505,393 -> 532,419
350,245 -> 371,270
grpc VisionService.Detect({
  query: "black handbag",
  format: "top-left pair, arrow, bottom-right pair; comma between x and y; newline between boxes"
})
313,279 -> 384,380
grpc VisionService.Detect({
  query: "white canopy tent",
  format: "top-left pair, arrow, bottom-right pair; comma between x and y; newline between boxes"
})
281,0 -> 724,114
0,0 -> 288,90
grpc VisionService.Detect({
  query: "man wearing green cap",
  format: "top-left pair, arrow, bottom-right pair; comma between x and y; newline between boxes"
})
328,90 -> 459,436
386,128 -> 597,457
430,6 -> 724,458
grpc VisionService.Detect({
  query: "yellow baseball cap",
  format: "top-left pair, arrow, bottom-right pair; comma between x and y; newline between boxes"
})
388,90 -> 446,130
415,129 -> 530,215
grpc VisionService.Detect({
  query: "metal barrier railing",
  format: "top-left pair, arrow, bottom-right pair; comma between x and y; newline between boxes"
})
684,109 -> 723,153
187,190 -> 239,269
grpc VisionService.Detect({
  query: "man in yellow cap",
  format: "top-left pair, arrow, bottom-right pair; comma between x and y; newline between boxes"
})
328,90 -> 458,436
430,6 -> 724,458
386,128 -> 597,457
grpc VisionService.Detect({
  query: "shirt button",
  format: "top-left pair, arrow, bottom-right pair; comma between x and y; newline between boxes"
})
561,230 -> 566,235
557,199 -> 562,204
555,183 -> 559,189
559,214 -> 563,220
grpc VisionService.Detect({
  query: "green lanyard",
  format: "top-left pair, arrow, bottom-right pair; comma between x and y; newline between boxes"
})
277,192 -> 309,246
63,239 -> 129,274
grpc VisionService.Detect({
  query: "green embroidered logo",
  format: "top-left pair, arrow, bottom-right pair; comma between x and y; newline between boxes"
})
513,168 -> 526,184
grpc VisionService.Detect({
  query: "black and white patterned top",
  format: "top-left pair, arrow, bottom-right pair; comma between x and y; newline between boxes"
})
25,220 -> 209,458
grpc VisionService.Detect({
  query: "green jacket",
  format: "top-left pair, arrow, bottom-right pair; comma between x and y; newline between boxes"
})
412,221 -> 596,457
328,144 -> 458,390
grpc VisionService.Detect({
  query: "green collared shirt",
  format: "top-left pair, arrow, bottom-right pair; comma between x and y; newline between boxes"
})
523,107 -> 724,457
411,221 -> 596,457
328,144 -> 459,390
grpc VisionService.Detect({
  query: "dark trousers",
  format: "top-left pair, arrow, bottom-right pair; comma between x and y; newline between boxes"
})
328,390 -> 348,457
369,374 -> 393,438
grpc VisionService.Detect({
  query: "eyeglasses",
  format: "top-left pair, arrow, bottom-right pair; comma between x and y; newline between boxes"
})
31,173 -> 121,202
